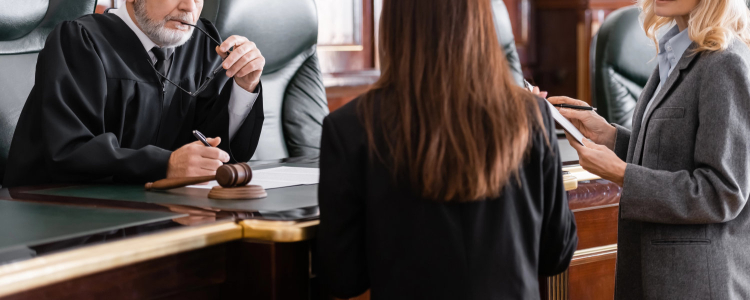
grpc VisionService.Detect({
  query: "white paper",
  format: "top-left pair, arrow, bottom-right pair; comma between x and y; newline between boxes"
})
186,167 -> 320,190
545,100 -> 585,146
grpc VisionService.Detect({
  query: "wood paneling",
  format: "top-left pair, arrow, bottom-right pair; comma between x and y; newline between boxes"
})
573,205 -> 619,250
568,256 -> 616,300
541,175 -> 621,300
225,239 -> 312,300
532,0 -> 632,103
6,244 -> 228,300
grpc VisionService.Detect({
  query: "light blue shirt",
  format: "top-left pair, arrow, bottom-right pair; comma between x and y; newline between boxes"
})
642,25 -> 693,126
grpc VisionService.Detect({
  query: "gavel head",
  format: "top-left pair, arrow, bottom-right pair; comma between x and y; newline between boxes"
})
216,163 -> 253,187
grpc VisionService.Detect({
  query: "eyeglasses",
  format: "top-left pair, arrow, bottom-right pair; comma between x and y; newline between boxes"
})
147,23 -> 233,97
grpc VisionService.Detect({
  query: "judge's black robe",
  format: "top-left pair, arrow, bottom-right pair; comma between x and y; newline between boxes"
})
3,13 -> 264,187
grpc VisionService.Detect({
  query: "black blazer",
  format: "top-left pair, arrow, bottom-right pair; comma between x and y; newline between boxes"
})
318,96 -> 578,300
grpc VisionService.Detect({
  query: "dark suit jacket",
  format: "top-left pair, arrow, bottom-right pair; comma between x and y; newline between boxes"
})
317,96 -> 578,300
613,39 -> 750,300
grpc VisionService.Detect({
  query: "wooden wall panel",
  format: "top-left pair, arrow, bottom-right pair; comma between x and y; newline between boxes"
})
6,244 -> 228,300
534,8 -> 580,101
533,0 -> 633,104
569,257 -> 617,300
572,206 -> 618,250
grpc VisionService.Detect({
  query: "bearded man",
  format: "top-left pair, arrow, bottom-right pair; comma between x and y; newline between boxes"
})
3,0 -> 265,187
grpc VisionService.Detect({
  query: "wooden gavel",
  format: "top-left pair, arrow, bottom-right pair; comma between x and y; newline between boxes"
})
145,163 -> 253,190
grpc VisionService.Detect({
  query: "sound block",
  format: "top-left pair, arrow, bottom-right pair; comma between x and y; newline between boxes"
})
208,185 -> 267,200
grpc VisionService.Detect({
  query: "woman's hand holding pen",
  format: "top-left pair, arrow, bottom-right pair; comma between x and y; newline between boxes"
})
548,96 -> 616,150
546,96 -> 626,186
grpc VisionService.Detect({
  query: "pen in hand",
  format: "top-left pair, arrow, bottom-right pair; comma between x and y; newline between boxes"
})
553,104 -> 597,111
192,130 -> 212,147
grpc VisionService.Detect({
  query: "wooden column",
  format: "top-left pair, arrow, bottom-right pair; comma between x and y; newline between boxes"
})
529,0 -> 632,104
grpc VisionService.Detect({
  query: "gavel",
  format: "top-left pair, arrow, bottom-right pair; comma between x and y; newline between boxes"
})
145,163 -> 253,190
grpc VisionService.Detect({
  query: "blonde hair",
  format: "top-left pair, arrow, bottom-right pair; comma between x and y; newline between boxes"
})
639,0 -> 750,53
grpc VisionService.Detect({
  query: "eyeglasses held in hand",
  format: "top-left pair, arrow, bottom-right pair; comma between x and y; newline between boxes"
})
147,23 -> 233,97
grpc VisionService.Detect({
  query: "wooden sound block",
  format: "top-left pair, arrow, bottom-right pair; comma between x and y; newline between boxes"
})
563,174 -> 578,191
208,185 -> 267,200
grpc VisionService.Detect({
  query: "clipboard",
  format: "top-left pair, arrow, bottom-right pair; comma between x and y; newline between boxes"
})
544,100 -> 585,146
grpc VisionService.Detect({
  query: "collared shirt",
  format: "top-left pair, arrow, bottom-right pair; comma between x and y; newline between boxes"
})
642,25 -> 693,126
111,7 -> 259,140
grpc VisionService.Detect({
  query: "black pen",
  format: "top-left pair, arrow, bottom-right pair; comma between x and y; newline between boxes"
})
192,130 -> 212,147
553,104 -> 597,111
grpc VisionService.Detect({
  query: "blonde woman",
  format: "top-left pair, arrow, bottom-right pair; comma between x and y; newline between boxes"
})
549,0 -> 750,298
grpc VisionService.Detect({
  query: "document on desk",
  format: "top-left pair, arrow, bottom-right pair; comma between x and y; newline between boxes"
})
186,167 -> 320,190
545,100 -> 585,146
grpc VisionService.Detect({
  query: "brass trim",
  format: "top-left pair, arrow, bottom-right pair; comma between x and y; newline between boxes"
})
0,221 -> 242,298
317,45 -> 365,52
570,244 -> 618,266
571,203 -> 619,213
240,219 -> 319,242
546,270 -> 569,300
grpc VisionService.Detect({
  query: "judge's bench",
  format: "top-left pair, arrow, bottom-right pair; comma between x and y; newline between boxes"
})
0,144 -> 621,300
0,0 -> 626,299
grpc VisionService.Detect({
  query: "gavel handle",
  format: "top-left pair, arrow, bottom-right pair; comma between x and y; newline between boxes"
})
145,175 -> 217,190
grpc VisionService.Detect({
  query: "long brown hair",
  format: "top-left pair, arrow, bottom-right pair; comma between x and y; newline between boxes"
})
359,0 -> 544,201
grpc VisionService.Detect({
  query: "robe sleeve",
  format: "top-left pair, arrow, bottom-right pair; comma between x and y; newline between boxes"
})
38,21 -> 172,183
537,101 -> 578,276
193,79 -> 264,163
190,19 -> 264,163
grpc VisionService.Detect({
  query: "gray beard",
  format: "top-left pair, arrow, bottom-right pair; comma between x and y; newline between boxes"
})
133,0 -> 194,48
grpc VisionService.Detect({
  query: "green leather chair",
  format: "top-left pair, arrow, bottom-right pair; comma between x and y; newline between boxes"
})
590,6 -> 657,129
0,0 -> 98,185
202,0 -> 328,160
492,0 -> 525,86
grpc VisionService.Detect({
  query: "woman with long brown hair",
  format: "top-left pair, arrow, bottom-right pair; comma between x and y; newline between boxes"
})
318,0 -> 577,298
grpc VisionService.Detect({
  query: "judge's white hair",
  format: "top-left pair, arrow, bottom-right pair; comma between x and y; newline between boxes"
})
133,0 -> 194,48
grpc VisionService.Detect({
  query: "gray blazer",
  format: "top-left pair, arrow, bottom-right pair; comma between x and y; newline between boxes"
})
613,39 -> 750,300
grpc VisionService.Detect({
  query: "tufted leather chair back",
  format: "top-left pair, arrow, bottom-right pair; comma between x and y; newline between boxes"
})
0,0 -> 97,184
591,6 -> 657,129
202,0 -> 328,160
492,0 -> 525,86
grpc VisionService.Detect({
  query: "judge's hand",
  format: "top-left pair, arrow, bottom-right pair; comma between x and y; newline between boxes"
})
217,35 -> 265,93
167,137 -> 230,178
566,134 -> 626,186
548,96 -> 616,150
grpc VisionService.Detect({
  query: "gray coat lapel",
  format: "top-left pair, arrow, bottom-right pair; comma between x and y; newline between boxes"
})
632,43 -> 700,165
628,67 -> 660,163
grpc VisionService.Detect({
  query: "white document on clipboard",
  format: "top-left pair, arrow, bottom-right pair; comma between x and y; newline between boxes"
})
545,100 -> 585,146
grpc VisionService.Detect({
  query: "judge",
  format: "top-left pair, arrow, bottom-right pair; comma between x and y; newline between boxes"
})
3,0 -> 265,187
